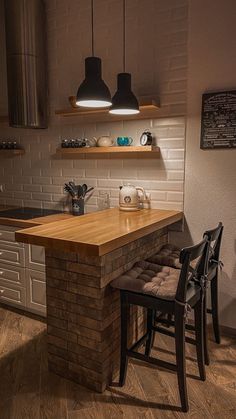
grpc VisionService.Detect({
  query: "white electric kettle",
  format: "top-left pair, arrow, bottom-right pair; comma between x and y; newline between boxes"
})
119,184 -> 146,211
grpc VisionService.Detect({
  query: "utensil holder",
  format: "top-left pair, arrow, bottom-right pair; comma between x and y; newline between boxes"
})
72,197 -> 84,216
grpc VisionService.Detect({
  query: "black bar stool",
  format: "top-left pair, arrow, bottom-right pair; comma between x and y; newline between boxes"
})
203,223 -> 223,344
146,222 -> 224,365
111,238 -> 209,412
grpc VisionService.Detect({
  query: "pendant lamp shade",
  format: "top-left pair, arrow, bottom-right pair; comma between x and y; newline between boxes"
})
76,57 -> 112,108
109,73 -> 139,115
109,0 -> 139,115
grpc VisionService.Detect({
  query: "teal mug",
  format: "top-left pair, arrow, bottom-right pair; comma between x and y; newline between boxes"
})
117,136 -> 133,146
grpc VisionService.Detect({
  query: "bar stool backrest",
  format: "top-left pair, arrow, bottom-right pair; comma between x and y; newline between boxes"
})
203,222 -> 223,264
175,237 -> 209,303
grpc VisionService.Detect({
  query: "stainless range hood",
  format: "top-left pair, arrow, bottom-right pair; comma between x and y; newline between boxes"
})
4,0 -> 48,129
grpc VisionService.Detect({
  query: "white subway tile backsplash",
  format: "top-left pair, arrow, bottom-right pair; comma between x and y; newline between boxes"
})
51,159 -> 73,169
168,171 -> 185,180
22,168 -> 41,176
14,191 -> 32,200
149,191 -> 167,201
157,138 -> 185,148
85,169 -> 109,179
0,0 -> 188,213
62,168 -> 85,177
167,191 -> 184,202
73,159 -> 97,169
163,160 -> 185,170
152,201 -> 183,211
110,169 -> 138,179
98,179 -> 122,188
137,169 -> 167,181
42,185 -> 63,194
41,168 -> 62,177
23,184 -> 42,193
32,176 -> 52,185
168,149 -> 185,159
13,176 -> 31,185
97,158 -> 123,169
32,193 -> 52,201
6,183 -> 23,191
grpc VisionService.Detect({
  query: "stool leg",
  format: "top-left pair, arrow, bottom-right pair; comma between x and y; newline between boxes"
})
203,292 -> 210,366
167,313 -> 173,327
211,273 -> 221,344
175,305 -> 189,412
194,297 -> 206,381
145,309 -> 154,356
119,292 -> 128,386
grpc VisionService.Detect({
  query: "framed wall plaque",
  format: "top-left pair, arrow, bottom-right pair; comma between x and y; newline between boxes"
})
200,90 -> 236,149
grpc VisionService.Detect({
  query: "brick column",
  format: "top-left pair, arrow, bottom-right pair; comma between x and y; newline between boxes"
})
45,227 -> 168,392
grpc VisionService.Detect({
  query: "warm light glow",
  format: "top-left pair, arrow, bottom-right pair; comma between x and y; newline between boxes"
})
76,100 -> 112,108
109,108 -> 140,115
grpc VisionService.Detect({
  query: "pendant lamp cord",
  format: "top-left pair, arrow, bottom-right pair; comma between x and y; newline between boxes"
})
123,0 -> 126,71
91,0 -> 94,56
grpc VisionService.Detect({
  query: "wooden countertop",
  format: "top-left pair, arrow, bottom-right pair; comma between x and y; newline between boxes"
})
0,205 -> 73,228
15,208 -> 183,256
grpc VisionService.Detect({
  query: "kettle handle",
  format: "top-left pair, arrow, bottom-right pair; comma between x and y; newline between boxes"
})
136,187 -> 146,201
135,186 -> 144,193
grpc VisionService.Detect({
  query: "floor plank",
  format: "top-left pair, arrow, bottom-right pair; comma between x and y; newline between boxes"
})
0,306 -> 235,419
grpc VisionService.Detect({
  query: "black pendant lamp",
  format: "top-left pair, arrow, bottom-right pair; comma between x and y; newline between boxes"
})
109,0 -> 139,115
76,0 -> 112,108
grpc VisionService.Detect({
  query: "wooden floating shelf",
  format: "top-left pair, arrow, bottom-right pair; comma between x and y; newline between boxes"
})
55,97 -> 160,123
56,145 -> 160,157
0,149 -> 25,156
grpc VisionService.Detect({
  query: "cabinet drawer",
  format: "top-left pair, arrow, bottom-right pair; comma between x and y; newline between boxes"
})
26,269 -> 46,316
0,225 -> 23,247
0,244 -> 25,267
0,263 -> 25,286
0,283 -> 26,308
26,244 -> 45,272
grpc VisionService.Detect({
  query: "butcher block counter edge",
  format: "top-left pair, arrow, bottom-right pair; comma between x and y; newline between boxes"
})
15,208 -> 183,257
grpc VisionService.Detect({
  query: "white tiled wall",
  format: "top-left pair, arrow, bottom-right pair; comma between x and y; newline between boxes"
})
0,0 -> 188,213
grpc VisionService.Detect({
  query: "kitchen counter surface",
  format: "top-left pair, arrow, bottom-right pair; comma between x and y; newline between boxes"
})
0,205 -> 73,228
16,208 -> 183,256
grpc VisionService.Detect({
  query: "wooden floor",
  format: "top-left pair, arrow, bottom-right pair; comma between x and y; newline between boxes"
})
0,306 -> 236,419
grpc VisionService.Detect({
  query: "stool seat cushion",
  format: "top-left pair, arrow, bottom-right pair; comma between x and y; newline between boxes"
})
111,260 -> 181,300
146,243 -> 181,269
147,244 -> 216,282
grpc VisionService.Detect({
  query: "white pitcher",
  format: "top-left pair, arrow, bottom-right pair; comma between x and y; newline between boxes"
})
119,184 -> 146,211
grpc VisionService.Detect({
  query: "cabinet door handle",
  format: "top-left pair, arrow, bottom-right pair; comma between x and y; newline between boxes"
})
0,252 -> 3,256
0,289 -> 4,294
0,271 -> 3,275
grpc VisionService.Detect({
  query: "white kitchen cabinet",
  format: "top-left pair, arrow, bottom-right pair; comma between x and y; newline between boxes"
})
0,243 -> 25,267
0,224 -> 46,316
26,244 -> 45,272
0,225 -> 24,247
26,269 -> 46,316
0,283 -> 26,308
0,262 -> 25,286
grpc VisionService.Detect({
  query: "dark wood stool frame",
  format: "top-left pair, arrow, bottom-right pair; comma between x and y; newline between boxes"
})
155,222 -> 223,366
203,222 -> 223,363
117,238 -> 209,412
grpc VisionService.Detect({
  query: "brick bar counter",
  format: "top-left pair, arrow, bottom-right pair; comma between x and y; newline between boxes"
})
16,208 -> 182,392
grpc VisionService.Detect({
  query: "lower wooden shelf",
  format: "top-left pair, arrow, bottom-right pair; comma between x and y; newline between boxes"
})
56,145 -> 160,157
